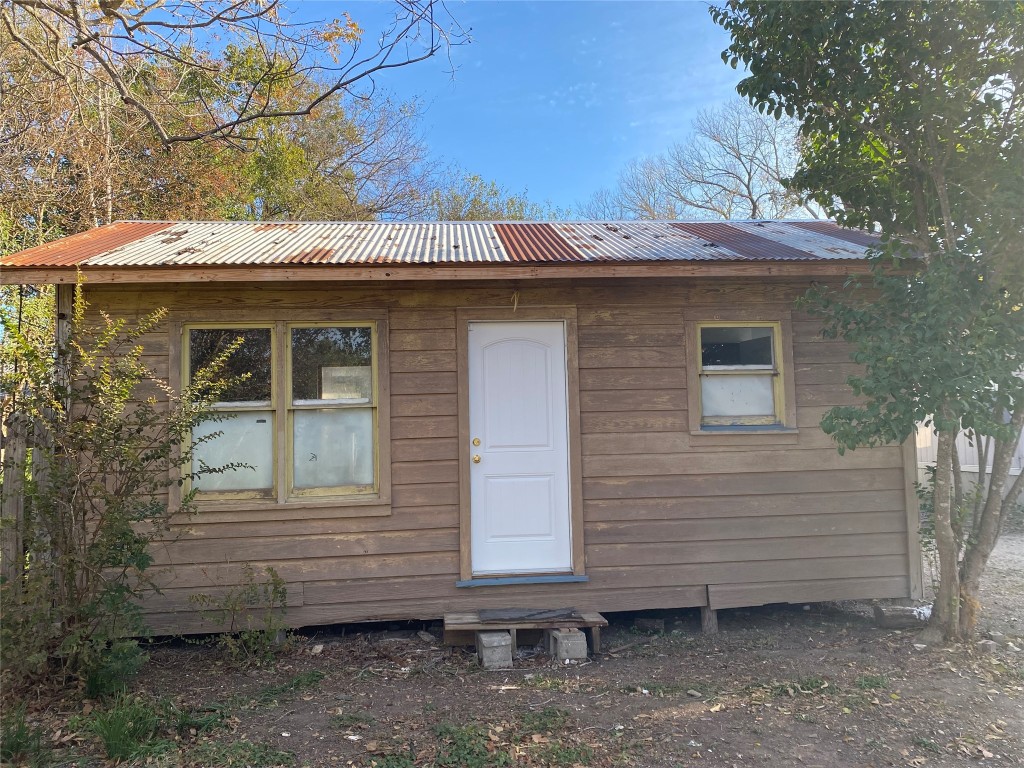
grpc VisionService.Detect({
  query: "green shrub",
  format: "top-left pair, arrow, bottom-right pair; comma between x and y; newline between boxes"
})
0,291 -> 244,692
83,640 -> 149,699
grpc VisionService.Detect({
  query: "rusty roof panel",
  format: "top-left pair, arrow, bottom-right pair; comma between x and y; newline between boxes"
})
729,220 -> 879,259
669,222 -> 817,261
552,221 -> 745,261
493,223 -> 585,262
789,220 -> 881,248
1,221 -> 172,267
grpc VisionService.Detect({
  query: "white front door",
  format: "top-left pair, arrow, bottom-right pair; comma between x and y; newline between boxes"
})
468,321 -> 572,575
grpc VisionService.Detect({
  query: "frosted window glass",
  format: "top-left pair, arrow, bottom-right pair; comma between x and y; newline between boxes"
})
293,409 -> 374,489
701,375 -> 775,418
192,411 -> 274,491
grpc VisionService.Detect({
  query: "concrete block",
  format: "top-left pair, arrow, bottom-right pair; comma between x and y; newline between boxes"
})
546,628 -> 589,661
476,630 -> 513,669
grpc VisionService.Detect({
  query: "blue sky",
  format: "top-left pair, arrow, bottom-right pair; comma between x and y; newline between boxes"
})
303,1 -> 742,211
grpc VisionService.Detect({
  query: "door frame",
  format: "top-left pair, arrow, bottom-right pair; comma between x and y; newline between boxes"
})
456,306 -> 586,582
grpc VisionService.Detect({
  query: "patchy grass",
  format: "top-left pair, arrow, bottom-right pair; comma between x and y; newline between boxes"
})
0,703 -> 48,768
87,695 -> 168,760
331,709 -> 376,729
768,676 -> 834,697
520,707 -> 571,734
433,723 -> 500,768
854,674 -> 890,690
913,736 -> 943,754
535,741 -> 595,766
160,699 -> 228,735
521,673 -> 566,691
189,738 -> 294,767
254,670 -> 326,705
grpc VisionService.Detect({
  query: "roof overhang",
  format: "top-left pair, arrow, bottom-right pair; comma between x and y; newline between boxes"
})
0,259 -> 873,286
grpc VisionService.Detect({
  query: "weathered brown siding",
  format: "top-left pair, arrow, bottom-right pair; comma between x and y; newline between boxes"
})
84,278 -> 919,634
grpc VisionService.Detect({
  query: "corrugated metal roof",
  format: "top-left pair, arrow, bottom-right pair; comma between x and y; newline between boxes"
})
554,221 -> 746,261
2,221 -> 173,267
1,220 -> 880,270
789,220 -> 882,247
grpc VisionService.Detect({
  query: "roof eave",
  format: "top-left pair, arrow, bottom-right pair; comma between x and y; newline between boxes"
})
0,260 -> 874,286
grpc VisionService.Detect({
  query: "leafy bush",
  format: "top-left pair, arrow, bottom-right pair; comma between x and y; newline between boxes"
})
83,640 -> 150,699
0,289 -> 243,691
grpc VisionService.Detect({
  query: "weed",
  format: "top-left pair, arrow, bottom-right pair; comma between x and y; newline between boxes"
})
365,749 -> 417,768
841,693 -> 872,710
522,673 -> 564,691
0,702 -> 48,767
190,564 -> 289,667
255,670 -> 325,705
536,742 -> 595,766
520,707 -> 570,734
88,695 -> 164,760
159,699 -> 226,735
854,674 -> 889,690
331,710 -> 375,729
768,676 -> 834,697
913,736 -> 943,754
434,723 -> 509,767
190,738 -> 294,766
621,681 -> 695,697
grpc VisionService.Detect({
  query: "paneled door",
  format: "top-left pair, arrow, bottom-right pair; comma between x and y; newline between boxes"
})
468,321 -> 572,575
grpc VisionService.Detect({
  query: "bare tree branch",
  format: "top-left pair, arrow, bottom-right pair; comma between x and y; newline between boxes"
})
1,0 -> 467,144
579,100 -> 821,221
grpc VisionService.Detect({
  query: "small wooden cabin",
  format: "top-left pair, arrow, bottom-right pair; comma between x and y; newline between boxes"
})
0,220 -> 923,634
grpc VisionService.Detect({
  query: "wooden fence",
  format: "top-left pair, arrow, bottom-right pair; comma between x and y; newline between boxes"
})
916,426 -> 1024,501
0,411 -> 51,590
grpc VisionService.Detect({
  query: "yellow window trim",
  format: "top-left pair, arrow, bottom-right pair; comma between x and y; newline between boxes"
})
183,321 -> 384,504
694,320 -> 786,430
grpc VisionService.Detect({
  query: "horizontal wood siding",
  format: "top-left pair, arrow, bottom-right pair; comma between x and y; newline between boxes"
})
82,279 -> 914,634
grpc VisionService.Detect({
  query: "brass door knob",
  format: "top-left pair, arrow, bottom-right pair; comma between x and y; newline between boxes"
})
472,454 -> 482,464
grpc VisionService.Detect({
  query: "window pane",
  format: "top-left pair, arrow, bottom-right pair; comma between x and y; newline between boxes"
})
190,328 -> 272,403
701,326 -> 774,367
192,411 -> 274,491
293,408 -> 374,489
292,327 -> 372,404
701,374 -> 775,418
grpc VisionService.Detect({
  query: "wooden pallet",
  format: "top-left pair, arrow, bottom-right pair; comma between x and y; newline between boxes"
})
444,609 -> 608,653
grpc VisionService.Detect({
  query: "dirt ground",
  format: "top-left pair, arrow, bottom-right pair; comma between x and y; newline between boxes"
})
17,534 -> 1024,767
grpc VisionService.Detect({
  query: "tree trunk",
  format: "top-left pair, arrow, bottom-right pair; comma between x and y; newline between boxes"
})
958,409 -> 1024,636
930,427 -> 960,639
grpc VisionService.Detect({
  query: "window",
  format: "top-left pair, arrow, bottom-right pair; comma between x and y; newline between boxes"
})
186,322 -> 383,501
693,321 -> 789,429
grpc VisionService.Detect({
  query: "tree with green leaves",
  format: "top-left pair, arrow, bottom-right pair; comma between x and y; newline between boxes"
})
427,171 -> 563,221
711,0 -> 1024,640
